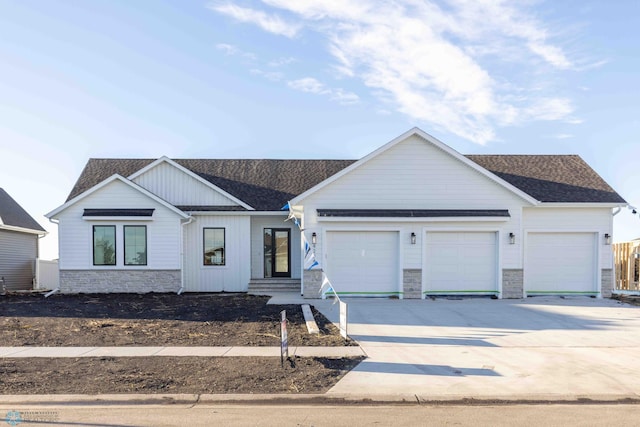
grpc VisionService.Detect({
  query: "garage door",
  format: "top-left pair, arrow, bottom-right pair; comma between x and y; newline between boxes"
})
525,232 -> 596,295
325,231 -> 399,297
424,232 -> 498,295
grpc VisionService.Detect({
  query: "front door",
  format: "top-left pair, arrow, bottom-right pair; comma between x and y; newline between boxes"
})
264,228 -> 291,278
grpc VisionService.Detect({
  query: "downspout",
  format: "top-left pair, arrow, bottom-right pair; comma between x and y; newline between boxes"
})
44,218 -> 60,298
177,216 -> 194,295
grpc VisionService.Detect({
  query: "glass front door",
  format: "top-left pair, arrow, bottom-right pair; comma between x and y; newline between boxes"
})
264,228 -> 291,278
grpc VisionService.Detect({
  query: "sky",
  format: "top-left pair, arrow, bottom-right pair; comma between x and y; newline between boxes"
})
1,0 -> 638,260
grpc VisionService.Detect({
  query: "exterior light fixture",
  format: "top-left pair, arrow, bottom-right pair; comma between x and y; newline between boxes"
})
509,232 -> 515,245
604,233 -> 611,245
311,232 -> 317,245
411,232 -> 417,245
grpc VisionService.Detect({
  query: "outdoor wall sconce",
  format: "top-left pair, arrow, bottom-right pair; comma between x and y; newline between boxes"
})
509,232 -> 515,245
411,232 -> 417,245
311,232 -> 317,245
604,233 -> 611,245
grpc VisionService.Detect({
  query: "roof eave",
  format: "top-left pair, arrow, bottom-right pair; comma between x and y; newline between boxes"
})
535,202 -> 628,208
0,224 -> 47,235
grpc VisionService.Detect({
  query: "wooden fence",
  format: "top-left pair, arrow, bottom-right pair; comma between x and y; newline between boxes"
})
613,241 -> 640,291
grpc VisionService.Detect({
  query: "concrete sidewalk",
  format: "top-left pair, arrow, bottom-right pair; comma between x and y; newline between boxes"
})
0,346 -> 364,358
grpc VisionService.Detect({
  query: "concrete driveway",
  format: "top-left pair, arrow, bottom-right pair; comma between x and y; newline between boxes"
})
312,296 -> 640,401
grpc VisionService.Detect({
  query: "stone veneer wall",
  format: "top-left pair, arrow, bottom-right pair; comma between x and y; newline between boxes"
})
59,270 -> 181,293
303,269 -> 324,299
601,268 -> 613,298
502,269 -> 524,299
403,269 -> 422,299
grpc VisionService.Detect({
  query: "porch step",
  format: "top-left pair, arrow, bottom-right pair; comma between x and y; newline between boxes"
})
248,279 -> 301,293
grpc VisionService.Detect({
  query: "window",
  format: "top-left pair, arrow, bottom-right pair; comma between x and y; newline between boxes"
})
124,225 -> 147,266
204,228 -> 225,266
93,225 -> 116,266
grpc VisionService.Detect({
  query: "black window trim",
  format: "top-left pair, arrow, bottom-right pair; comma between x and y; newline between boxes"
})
203,227 -> 226,266
124,224 -> 148,266
92,225 -> 116,266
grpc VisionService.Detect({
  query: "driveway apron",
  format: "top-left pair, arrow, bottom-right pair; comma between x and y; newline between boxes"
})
313,297 -> 640,400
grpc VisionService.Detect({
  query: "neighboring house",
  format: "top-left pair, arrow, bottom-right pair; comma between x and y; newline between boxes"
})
46,128 -> 626,298
0,188 -> 47,291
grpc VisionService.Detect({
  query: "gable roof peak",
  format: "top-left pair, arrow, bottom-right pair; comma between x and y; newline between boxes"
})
0,187 -> 46,233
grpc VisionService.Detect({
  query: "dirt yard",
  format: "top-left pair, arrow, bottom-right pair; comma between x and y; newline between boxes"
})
0,293 -> 361,394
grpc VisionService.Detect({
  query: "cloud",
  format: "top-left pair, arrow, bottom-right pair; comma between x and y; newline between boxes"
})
208,2 -> 301,38
524,98 -> 574,121
215,43 -> 256,60
250,69 -> 284,81
552,133 -> 574,140
211,0 -> 584,144
288,77 -> 327,94
288,77 -> 359,105
268,57 -> 296,67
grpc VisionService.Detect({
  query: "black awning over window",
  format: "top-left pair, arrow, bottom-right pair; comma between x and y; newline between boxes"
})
83,208 -> 155,217
317,209 -> 510,218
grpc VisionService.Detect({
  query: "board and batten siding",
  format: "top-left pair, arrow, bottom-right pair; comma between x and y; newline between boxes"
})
523,207 -> 613,269
56,179 -> 183,270
250,216 -> 301,279
0,229 -> 37,290
183,215 -> 251,292
132,161 -> 240,207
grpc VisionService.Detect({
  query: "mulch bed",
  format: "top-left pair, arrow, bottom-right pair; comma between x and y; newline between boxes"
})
0,293 -> 361,394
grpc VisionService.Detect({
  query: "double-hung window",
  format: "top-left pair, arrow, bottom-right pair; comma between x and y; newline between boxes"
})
124,225 -> 147,266
203,228 -> 225,266
93,225 -> 116,266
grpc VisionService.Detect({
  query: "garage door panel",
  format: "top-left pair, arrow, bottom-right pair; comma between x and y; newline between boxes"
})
525,232 -> 596,294
425,231 -> 498,294
326,231 -> 399,296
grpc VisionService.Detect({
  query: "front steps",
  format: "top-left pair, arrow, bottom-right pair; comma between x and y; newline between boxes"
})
247,278 -> 301,293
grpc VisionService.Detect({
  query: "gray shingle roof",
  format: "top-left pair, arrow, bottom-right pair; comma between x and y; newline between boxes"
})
466,155 -> 626,203
67,159 -> 356,211
67,153 -> 625,210
0,188 -> 46,232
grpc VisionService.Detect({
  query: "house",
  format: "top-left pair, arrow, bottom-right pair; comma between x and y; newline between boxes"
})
46,128 -> 626,298
0,188 -> 47,291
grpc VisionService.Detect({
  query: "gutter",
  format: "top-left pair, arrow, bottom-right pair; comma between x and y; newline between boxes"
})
43,218 -> 61,297
177,216 -> 194,295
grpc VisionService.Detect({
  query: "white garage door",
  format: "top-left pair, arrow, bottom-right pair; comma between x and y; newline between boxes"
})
424,232 -> 498,295
525,232 -> 596,295
326,231 -> 399,297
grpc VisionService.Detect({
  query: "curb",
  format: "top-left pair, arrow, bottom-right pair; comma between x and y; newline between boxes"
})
2,393 -> 640,406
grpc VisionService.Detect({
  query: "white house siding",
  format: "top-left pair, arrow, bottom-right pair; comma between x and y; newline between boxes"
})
298,135 -> 527,298
131,161 -> 240,207
183,214 -> 251,292
56,180 -> 183,271
249,216 -> 301,279
0,229 -> 37,291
